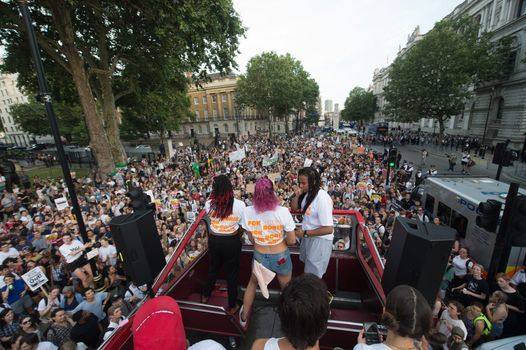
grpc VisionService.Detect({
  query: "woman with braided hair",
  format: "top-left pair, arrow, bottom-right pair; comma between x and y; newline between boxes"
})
290,167 -> 334,278
354,285 -> 433,349
201,174 -> 245,314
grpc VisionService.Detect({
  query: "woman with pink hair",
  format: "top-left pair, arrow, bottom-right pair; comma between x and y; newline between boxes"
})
239,177 -> 296,327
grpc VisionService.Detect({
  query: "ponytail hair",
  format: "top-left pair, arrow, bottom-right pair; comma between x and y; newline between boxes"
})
297,167 -> 321,213
380,285 -> 432,340
208,175 -> 234,220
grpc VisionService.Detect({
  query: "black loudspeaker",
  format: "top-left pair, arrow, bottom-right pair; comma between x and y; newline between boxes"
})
381,218 -> 455,305
110,211 -> 166,286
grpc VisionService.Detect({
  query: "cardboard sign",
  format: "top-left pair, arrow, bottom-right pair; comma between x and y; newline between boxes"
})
54,197 -> 69,211
268,173 -> 281,184
229,149 -> 246,162
22,267 -> 49,292
86,248 -> 99,260
246,183 -> 255,194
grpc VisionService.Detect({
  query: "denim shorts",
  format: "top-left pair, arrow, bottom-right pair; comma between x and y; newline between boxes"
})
253,249 -> 292,276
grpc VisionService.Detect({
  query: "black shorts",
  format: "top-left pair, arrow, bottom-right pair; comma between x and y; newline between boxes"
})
67,255 -> 89,272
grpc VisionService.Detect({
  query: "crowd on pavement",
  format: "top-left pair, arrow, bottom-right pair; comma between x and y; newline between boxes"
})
0,130 -> 523,349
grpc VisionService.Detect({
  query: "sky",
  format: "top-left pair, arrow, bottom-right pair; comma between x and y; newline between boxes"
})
232,0 -> 465,108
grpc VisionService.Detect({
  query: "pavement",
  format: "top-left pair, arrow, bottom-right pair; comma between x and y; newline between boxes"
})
367,143 -> 526,188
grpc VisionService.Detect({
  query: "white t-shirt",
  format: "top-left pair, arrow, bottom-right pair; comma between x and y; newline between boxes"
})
511,270 -> 526,285
37,295 -> 62,313
205,198 -> 246,234
58,240 -> 84,263
99,245 -> 117,266
438,310 -> 468,340
188,340 -> 226,350
0,248 -> 20,265
241,206 -> 295,246
300,189 -> 334,241
36,342 -> 58,350
452,255 -> 472,277
353,343 -> 390,350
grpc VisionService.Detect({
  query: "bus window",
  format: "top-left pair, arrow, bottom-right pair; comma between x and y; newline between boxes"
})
437,202 -> 452,226
424,194 -> 435,214
451,210 -> 468,238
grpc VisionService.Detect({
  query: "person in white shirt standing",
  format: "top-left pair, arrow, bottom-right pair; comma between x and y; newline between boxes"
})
98,237 -> 117,266
201,175 -> 245,314
58,232 -> 93,289
291,167 -> 334,278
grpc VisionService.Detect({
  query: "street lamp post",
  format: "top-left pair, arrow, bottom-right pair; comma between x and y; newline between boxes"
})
17,0 -> 104,291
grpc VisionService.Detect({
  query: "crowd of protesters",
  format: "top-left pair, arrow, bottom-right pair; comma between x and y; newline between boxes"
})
0,130 -> 522,349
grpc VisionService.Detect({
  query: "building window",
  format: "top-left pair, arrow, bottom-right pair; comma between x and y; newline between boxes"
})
195,111 -> 200,119
224,123 -> 229,133
222,94 -> 227,103
507,51 -> 518,73
518,0 -> 526,17
213,109 -> 218,119
204,110 -> 208,121
193,97 -> 199,105
198,125 -> 202,134
223,108 -> 229,119
202,96 -> 207,104
212,95 -> 217,103
496,97 -> 504,119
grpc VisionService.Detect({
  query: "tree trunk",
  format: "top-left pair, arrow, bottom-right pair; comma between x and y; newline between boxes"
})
50,3 -> 114,177
285,114 -> 289,134
438,118 -> 445,145
100,77 -> 126,165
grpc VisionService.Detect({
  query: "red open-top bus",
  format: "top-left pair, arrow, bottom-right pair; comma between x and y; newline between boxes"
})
102,209 -> 385,349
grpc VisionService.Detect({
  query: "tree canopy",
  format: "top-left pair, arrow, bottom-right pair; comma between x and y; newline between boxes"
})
0,0 -> 244,175
340,87 -> 376,122
383,16 -> 512,139
235,52 -> 319,134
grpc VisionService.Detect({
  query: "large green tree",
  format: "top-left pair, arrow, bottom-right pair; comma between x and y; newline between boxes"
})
341,87 -> 376,122
10,101 -> 88,143
236,52 -> 318,135
0,1 -> 244,175
384,17 -> 511,138
383,16 -> 512,141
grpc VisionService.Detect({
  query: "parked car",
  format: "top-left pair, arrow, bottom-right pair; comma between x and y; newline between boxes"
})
26,143 -> 47,152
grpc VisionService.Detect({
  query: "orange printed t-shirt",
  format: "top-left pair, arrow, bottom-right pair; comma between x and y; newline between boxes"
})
205,199 -> 246,234
241,206 -> 295,246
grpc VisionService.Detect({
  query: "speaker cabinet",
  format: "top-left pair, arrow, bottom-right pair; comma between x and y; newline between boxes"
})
110,211 -> 166,286
381,218 -> 455,305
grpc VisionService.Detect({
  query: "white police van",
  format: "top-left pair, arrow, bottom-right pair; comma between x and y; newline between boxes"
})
413,176 -> 526,272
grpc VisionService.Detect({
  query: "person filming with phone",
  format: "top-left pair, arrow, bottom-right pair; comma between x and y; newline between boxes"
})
354,285 -> 433,350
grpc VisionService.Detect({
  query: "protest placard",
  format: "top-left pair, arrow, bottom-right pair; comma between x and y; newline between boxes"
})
246,183 -> 255,194
229,148 -> 246,162
22,267 -> 49,292
54,197 -> 69,211
262,154 -> 279,167
303,158 -> 313,167
268,173 -> 281,184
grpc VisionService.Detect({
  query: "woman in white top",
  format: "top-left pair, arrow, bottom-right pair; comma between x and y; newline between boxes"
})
354,285 -> 432,350
239,177 -> 296,326
58,232 -> 93,288
451,247 -> 473,287
201,175 -> 245,314
291,167 -> 334,278
252,274 -> 330,350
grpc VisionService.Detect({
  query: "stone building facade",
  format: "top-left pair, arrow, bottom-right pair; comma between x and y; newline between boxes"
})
372,0 -> 526,151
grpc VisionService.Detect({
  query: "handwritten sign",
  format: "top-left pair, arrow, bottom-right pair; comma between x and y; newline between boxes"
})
54,197 -> 69,211
86,248 -> 99,260
268,173 -> 281,184
22,267 -> 49,292
229,149 -> 246,162
304,158 -> 313,167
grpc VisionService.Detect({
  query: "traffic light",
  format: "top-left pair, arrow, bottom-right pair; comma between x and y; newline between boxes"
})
509,196 -> 526,246
476,199 -> 502,233
388,148 -> 397,167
